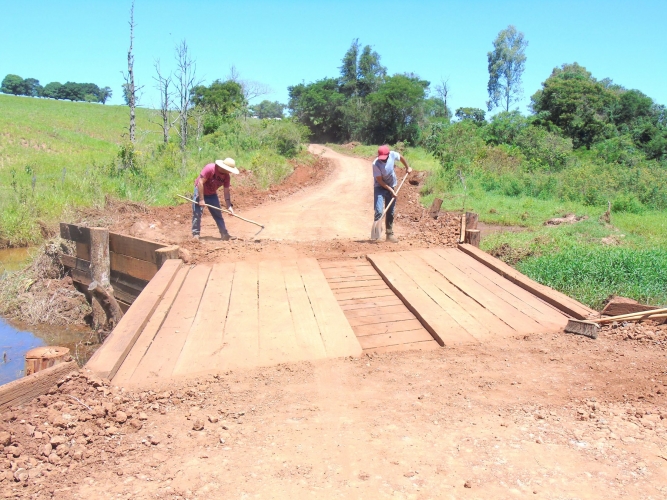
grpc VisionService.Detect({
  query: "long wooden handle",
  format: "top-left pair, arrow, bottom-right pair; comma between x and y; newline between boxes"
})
176,194 -> 264,228
593,306 -> 667,324
380,172 -> 410,219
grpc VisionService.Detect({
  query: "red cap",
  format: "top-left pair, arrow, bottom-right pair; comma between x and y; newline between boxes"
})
377,145 -> 390,161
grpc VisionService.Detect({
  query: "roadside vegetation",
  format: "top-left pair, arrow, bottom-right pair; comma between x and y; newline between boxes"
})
0,94 -> 309,247
292,27 -> 667,309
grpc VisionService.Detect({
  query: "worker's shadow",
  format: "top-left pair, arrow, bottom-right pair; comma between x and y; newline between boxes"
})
199,236 -> 222,242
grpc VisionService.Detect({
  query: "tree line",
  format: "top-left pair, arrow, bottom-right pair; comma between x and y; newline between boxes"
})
286,27 -> 666,163
1,74 -> 112,104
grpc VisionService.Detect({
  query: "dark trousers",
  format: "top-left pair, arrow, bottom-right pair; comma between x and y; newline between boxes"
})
374,185 -> 396,233
191,188 -> 228,236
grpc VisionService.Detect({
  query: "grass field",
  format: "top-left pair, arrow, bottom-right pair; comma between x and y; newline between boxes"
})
0,94 -> 306,247
335,142 -> 667,309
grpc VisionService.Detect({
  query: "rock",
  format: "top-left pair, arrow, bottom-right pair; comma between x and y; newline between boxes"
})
208,415 -> 219,424
464,480 -> 472,488
50,435 -> 67,446
129,420 -> 143,431
138,412 -> 148,421
179,247 -> 191,264
0,432 -> 10,447
192,419 -> 204,431
115,411 -> 128,424
55,444 -> 69,457
150,436 -> 160,446
13,468 -> 27,482
33,431 -> 43,440
106,426 -> 120,435
48,453 -> 60,465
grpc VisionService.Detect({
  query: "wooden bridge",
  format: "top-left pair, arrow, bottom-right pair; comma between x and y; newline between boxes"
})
84,243 -> 595,387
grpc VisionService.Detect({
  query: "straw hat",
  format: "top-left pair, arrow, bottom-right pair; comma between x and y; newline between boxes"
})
215,158 -> 239,175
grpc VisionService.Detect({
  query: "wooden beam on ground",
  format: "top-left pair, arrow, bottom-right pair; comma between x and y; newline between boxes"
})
155,245 -> 180,269
457,243 -> 596,320
59,223 -> 90,243
110,252 -> 159,282
85,259 -> 182,380
0,361 -> 77,412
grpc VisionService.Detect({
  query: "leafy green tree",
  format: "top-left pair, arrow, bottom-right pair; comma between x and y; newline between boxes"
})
531,63 -> 618,148
41,82 -> 63,99
424,120 -> 486,172
59,82 -> 85,101
423,97 -> 451,121
251,100 -> 285,119
484,110 -> 528,144
288,78 -> 346,142
339,39 -> 360,98
122,83 -> 131,105
455,107 -> 486,125
357,45 -> 386,97
366,74 -> 428,144
191,79 -> 246,117
487,25 -> 528,112
1,74 -> 26,95
23,78 -> 42,97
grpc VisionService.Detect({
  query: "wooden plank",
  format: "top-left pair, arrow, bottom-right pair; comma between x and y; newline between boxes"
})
0,361 -> 77,412
110,270 -> 149,295
332,287 -> 394,301
59,223 -> 90,243
357,329 -> 435,349
339,296 -> 404,310
435,248 -> 567,330
129,264 -> 211,381
220,261 -> 260,369
412,250 -> 542,335
59,253 -> 90,272
346,311 -> 415,326
457,243 -> 595,319
343,304 -> 411,318
393,251 -> 514,338
298,259 -> 362,358
366,341 -> 440,353
70,268 -> 92,286
172,263 -> 235,376
367,252 -> 478,346
282,261 -> 328,360
353,319 -> 425,337
113,266 -> 190,384
257,261 -> 304,365
76,242 -> 90,261
109,232 -> 165,264
111,286 -> 138,306
318,260 -> 370,269
85,259 -> 182,379
110,252 -> 159,282
328,279 -> 384,290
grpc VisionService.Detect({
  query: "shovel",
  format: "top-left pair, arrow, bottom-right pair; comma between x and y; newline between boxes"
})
176,194 -> 265,238
371,171 -> 409,241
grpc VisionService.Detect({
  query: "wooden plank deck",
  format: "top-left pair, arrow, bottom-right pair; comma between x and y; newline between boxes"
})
367,248 -> 573,345
321,258 -> 440,353
105,258 -> 361,386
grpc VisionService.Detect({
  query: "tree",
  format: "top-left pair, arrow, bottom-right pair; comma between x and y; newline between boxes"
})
455,107 -> 486,125
251,100 -> 285,119
1,74 -> 26,95
174,39 -> 199,152
366,74 -> 429,144
435,78 -> 451,120
191,79 -> 246,117
357,45 -> 385,97
59,82 -> 85,101
41,82 -> 62,99
531,63 -> 618,148
122,0 -> 139,142
225,65 -> 270,117
152,60 -> 174,143
487,25 -> 528,112
23,78 -> 42,97
99,87 -> 112,104
288,78 -> 347,142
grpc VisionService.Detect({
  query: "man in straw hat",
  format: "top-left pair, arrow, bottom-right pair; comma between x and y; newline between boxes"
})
192,158 -> 240,241
373,145 -> 412,243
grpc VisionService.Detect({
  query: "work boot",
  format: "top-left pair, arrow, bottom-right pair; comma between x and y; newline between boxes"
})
192,234 -> 200,241
386,232 -> 398,243
220,232 -> 237,241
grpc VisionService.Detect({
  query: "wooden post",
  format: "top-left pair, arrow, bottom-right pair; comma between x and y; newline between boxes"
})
155,245 -> 180,269
429,198 -> 443,219
465,212 -> 479,230
459,215 -> 466,243
464,229 -> 481,247
25,346 -> 70,376
89,227 -> 110,329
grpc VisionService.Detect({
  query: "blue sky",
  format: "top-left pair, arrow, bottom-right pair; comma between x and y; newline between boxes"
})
2,0 -> 666,114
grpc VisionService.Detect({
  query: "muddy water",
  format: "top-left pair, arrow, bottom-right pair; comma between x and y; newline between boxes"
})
0,247 -> 35,274
0,248 -> 99,384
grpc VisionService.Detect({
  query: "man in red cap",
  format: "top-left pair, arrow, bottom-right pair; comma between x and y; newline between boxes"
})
372,145 -> 412,242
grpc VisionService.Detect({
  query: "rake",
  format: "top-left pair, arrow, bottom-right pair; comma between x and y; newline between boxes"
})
370,171 -> 409,241
176,194 -> 265,238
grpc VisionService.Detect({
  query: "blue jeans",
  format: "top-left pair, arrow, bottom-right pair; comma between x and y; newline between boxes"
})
374,185 -> 396,233
191,188 -> 228,236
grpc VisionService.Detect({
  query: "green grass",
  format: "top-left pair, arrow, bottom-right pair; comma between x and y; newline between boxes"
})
0,95 -> 305,246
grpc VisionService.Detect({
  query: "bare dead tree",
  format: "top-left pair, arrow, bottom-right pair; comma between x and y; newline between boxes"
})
174,40 -> 200,154
190,105 -> 206,150
152,59 -> 177,144
122,0 -> 140,143
226,65 -> 271,118
435,77 -> 451,118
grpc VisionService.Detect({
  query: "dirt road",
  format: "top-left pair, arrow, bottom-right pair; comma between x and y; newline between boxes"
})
224,145 -> 373,241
